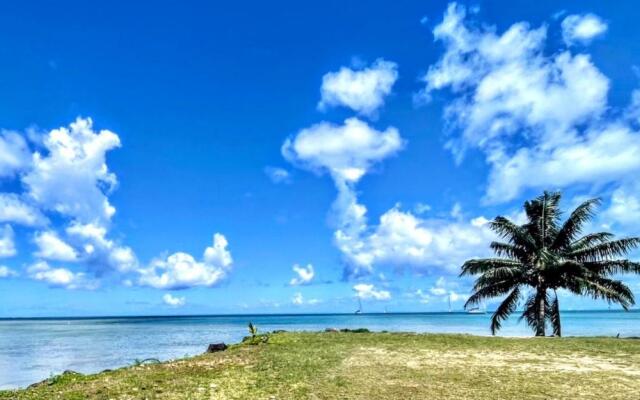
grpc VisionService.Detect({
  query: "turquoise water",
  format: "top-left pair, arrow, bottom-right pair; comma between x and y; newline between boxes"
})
1,311 -> 639,389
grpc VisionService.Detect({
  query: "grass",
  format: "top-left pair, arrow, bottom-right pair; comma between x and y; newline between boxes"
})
2,331 -> 639,399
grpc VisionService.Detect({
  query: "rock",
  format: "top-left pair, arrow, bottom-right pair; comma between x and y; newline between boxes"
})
206,343 -> 228,353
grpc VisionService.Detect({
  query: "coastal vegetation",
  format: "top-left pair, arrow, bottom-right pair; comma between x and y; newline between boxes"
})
2,331 -> 638,399
463,191 -> 640,336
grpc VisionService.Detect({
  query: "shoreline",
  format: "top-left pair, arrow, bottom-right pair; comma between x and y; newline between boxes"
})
2,331 -> 639,399
2,330 -> 640,391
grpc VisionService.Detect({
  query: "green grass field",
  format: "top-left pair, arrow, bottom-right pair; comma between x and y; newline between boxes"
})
2,331 -> 639,399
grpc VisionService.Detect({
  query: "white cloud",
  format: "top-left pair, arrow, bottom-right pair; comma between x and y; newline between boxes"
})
291,292 -> 320,306
0,118 -> 140,282
0,266 -> 17,278
485,124 -> 640,202
318,59 -> 398,116
411,289 -> 431,304
264,166 -> 291,184
203,233 -> 233,268
353,283 -> 391,300
336,200 -> 495,276
421,4 -> 640,204
429,287 -> 447,296
65,222 -> 137,273
0,225 -> 16,258
23,117 -> 121,223
292,292 -> 304,305
137,234 -> 232,290
414,202 -> 431,214
284,67 -> 494,276
289,263 -> 314,286
282,118 -> 403,183
0,194 -> 47,226
562,14 -> 607,46
0,130 -> 31,178
626,90 -> 640,124
163,293 -> 186,307
27,261 -> 95,290
34,231 -> 78,262
602,186 -> 640,228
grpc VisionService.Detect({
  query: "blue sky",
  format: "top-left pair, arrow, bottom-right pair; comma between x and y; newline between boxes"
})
1,0 -> 640,317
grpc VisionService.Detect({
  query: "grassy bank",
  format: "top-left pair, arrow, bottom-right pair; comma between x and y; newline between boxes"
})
2,331 -> 639,399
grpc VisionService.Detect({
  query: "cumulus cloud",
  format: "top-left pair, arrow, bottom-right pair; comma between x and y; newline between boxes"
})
137,234 -> 232,290
163,293 -> 186,307
414,202 -> 431,215
0,130 -> 31,178
291,292 -> 321,305
0,225 -> 16,258
264,166 -> 291,184
601,186 -> 640,229
292,292 -> 304,305
561,14 -> 608,46
27,261 -> 96,290
485,124 -> 640,202
0,265 -> 17,278
0,194 -> 47,226
422,3 -> 640,204
336,203 -> 495,276
318,59 -> 398,116
65,222 -> 137,273
282,118 -> 403,183
23,117 -> 120,224
353,283 -> 391,300
289,263 -> 314,286
0,117 -> 237,292
284,68 -> 495,277
411,289 -> 431,304
34,231 -> 78,262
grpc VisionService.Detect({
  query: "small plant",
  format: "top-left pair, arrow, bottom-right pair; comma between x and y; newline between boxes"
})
248,322 -> 258,339
244,322 -> 269,345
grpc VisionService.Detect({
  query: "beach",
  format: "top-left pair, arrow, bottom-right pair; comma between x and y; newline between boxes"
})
2,331 -> 639,399
1,311 -> 639,390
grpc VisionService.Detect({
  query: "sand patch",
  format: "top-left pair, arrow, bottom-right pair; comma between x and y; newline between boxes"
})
344,346 -> 640,376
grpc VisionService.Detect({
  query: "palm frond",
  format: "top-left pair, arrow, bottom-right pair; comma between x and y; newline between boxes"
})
473,267 -> 525,291
575,276 -> 635,309
460,258 -> 522,277
490,286 -> 521,335
490,242 -> 527,261
569,237 -> 640,262
553,198 -> 601,250
569,232 -> 615,252
549,291 -> 561,337
519,290 -> 549,335
524,191 -> 562,248
489,217 -> 535,250
465,280 -> 517,309
582,260 -> 640,275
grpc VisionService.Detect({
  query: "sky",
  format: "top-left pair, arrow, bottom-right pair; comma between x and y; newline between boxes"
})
1,0 -> 640,317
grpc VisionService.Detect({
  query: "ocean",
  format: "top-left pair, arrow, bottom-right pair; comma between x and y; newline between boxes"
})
1,310 -> 638,389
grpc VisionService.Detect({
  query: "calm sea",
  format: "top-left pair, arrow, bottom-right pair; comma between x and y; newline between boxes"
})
1,310 -> 638,389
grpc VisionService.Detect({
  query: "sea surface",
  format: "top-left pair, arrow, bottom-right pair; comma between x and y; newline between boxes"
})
1,310 -> 638,389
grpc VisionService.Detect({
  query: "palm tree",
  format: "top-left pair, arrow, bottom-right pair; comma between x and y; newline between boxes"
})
461,191 -> 640,336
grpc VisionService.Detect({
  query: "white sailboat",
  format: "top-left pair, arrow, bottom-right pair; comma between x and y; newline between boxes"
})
467,301 -> 486,314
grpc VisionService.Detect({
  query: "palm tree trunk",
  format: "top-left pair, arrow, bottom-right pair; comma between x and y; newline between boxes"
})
536,288 -> 546,337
